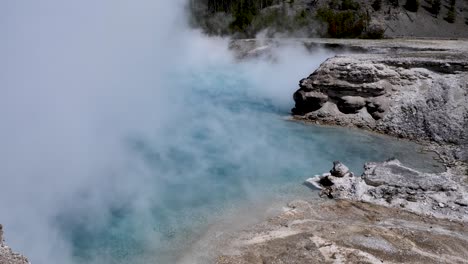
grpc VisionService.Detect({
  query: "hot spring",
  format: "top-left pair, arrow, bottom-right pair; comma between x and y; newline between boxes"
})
1,1 -> 443,263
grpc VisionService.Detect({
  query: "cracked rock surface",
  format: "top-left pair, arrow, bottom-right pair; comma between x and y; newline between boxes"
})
216,199 -> 468,264
216,160 -> 468,264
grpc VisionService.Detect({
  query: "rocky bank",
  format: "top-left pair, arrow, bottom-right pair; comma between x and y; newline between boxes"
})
215,39 -> 468,263
306,160 -> 468,222
216,160 -> 468,264
0,225 -> 29,264
292,48 -> 468,162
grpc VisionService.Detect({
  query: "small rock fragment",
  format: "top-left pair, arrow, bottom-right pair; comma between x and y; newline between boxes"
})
330,161 -> 351,178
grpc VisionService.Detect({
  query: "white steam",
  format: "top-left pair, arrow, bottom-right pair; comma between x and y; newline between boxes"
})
1,1 -> 331,263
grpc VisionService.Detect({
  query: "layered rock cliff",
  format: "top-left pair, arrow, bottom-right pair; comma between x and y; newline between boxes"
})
292,51 -> 468,161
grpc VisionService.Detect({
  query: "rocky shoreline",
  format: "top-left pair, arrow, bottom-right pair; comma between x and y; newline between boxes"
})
216,39 -> 468,263
306,160 -> 468,222
291,53 -> 468,163
290,37 -> 468,215
216,161 -> 468,264
217,198 -> 468,263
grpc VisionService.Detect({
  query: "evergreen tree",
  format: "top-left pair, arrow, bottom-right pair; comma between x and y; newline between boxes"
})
430,0 -> 441,17
229,0 -> 257,33
445,9 -> 456,23
444,0 -> 456,23
404,0 -> 419,12
341,0 -> 360,10
372,0 -> 382,11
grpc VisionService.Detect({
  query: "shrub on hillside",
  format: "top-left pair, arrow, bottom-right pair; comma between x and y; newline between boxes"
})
316,7 -> 367,38
294,9 -> 312,27
364,21 -> 385,39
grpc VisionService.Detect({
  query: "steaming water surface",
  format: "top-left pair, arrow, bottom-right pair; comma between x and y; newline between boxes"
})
2,1 -> 444,264
60,65 -> 442,264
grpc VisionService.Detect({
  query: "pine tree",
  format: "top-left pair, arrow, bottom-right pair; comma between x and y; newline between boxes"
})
445,9 -> 456,23
431,0 -> 441,17
404,0 -> 419,12
372,0 -> 382,11
444,0 -> 456,23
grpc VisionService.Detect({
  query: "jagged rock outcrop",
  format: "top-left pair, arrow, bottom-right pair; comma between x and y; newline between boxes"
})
0,225 -> 29,264
306,160 -> 468,221
292,54 -> 468,161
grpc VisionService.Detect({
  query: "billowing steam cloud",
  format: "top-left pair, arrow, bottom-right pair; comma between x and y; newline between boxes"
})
1,1 -> 437,264
1,1 -> 333,263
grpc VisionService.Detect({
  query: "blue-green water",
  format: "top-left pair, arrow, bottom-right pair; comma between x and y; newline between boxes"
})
55,66 -> 443,264
1,3 -> 443,263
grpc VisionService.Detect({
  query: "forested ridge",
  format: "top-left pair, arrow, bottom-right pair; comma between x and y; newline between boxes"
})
189,0 -> 468,38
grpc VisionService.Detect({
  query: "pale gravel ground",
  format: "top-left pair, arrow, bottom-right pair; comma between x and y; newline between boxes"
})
216,199 -> 468,264
230,38 -> 468,59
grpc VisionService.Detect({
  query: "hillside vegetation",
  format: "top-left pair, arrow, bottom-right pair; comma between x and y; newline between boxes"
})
189,0 -> 468,38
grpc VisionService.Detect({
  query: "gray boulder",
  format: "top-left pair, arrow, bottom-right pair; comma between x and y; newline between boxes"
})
330,161 -> 352,177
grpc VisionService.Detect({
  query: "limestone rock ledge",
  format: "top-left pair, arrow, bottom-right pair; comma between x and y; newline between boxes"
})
292,54 -> 468,161
306,160 -> 468,222
0,225 -> 29,264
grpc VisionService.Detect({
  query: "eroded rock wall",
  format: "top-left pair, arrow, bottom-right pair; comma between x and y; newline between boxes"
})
292,54 -> 468,159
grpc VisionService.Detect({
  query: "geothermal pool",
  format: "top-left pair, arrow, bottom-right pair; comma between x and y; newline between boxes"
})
59,66 -> 442,264
2,1 -> 444,263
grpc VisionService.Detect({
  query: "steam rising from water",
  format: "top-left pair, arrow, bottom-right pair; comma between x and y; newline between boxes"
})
1,1 -> 441,263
